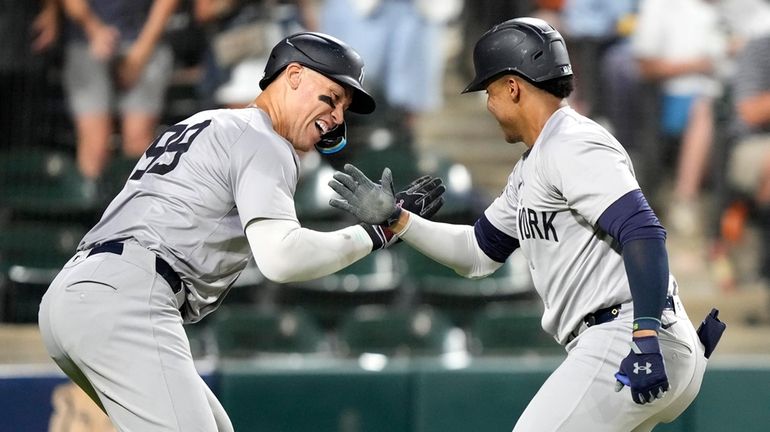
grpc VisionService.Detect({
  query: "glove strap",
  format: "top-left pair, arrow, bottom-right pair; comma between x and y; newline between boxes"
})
631,335 -> 661,354
360,223 -> 397,251
385,206 -> 403,228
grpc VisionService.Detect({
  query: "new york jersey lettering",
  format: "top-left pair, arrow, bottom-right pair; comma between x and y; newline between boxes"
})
518,207 -> 559,242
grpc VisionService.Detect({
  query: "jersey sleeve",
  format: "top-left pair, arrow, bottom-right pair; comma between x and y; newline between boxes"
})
546,133 -> 639,226
483,168 -> 521,240
229,130 -> 298,228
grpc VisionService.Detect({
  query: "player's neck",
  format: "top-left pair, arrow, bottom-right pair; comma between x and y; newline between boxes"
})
523,98 -> 568,148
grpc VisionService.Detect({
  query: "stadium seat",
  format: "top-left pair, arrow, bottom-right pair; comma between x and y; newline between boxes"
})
0,149 -> 104,215
337,305 -> 459,357
278,248 -> 405,329
212,306 -> 328,358
401,247 -> 535,326
469,303 -> 563,356
294,159 -> 346,224
0,221 -> 87,322
347,147 -> 420,191
417,154 -> 485,224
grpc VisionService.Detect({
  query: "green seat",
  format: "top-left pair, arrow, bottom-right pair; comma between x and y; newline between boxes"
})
279,248 -> 404,329
0,221 -> 86,322
212,307 -> 328,358
402,248 -> 535,326
0,221 -> 85,283
348,147 -> 420,190
338,306 -> 458,357
417,154 -> 481,224
0,149 -> 103,215
403,247 -> 534,298
293,248 -> 403,293
295,160 -> 346,223
184,323 -> 215,360
469,303 -> 563,356
99,155 -> 140,202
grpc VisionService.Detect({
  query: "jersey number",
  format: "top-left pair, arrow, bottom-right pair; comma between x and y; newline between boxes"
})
130,119 -> 212,180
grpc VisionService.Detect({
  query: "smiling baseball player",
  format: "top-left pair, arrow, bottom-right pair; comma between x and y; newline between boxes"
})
328,18 -> 722,431
38,32 -> 445,431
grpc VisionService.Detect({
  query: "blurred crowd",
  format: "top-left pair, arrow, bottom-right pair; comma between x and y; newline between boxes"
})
2,0 -> 770,316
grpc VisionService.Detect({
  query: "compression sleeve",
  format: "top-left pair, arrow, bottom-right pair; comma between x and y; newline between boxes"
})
597,189 -> 668,331
397,212 -> 504,278
245,219 -> 372,283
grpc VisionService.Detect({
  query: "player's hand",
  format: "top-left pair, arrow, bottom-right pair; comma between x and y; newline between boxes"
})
614,335 -> 669,404
395,174 -> 446,220
358,174 -> 446,250
328,163 -> 400,225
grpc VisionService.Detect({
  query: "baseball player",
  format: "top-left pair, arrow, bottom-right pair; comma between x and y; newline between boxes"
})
328,18 -> 721,431
38,32 -> 445,431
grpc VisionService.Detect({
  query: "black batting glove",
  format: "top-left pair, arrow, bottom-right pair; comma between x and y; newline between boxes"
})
395,174 -> 446,220
614,335 -> 669,404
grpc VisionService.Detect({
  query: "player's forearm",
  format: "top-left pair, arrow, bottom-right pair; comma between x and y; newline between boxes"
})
61,0 -> 103,37
737,93 -> 770,128
394,212 -> 502,278
246,218 -> 371,283
637,57 -> 712,80
133,0 -> 179,55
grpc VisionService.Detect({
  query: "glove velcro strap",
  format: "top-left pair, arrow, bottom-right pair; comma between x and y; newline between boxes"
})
360,223 -> 397,251
631,335 -> 661,354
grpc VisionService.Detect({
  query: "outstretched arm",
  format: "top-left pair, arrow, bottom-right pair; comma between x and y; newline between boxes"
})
329,163 -> 514,278
246,219 -> 372,283
393,211 -> 506,278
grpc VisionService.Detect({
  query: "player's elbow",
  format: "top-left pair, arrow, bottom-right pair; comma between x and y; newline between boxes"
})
258,259 -> 299,284
456,266 -> 496,279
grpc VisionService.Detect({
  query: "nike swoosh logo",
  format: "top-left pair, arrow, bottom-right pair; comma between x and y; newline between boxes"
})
661,320 -> 677,330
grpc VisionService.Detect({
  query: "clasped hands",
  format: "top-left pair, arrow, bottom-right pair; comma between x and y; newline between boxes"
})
328,163 -> 445,249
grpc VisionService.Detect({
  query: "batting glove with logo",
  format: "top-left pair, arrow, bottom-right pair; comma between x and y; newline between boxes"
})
614,336 -> 669,404
329,164 -> 446,250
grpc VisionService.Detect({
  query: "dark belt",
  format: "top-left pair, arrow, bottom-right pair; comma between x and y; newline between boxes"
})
88,241 -> 182,294
569,296 -> 676,342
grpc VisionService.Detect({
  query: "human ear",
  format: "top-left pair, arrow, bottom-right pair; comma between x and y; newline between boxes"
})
285,63 -> 303,90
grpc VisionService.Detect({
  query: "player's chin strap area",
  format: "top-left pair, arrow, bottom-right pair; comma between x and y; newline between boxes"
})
316,122 -> 347,154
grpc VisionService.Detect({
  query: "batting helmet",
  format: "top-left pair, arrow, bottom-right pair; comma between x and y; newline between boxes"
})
260,32 -> 376,115
462,17 -> 573,93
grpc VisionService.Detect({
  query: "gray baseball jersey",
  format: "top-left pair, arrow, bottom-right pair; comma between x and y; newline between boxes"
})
484,106 -> 646,344
80,107 -> 300,322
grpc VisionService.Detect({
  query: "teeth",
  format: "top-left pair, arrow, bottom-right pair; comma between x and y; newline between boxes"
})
316,120 -> 328,133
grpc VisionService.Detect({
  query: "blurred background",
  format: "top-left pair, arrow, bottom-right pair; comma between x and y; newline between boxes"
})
2,0 -> 770,431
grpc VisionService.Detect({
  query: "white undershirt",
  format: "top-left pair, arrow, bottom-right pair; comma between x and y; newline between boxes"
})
246,219 -> 372,283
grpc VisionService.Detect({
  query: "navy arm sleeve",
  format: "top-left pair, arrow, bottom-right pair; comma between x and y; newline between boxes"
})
474,214 -> 520,263
598,189 -> 668,331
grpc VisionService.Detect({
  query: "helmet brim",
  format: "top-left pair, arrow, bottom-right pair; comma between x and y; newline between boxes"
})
461,77 -> 487,94
331,73 -> 376,114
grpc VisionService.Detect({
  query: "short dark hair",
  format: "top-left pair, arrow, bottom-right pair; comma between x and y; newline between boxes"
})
530,75 -> 574,99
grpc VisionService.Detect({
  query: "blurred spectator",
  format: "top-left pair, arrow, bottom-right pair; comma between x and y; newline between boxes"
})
724,31 -> 770,288
458,0 -> 533,82
559,0 -> 634,119
319,0 -> 462,151
630,0 -> 728,236
194,0 -> 315,108
0,0 -> 59,151
60,0 -> 179,180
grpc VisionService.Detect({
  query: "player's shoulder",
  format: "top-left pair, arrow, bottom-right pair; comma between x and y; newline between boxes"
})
543,107 -> 621,153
